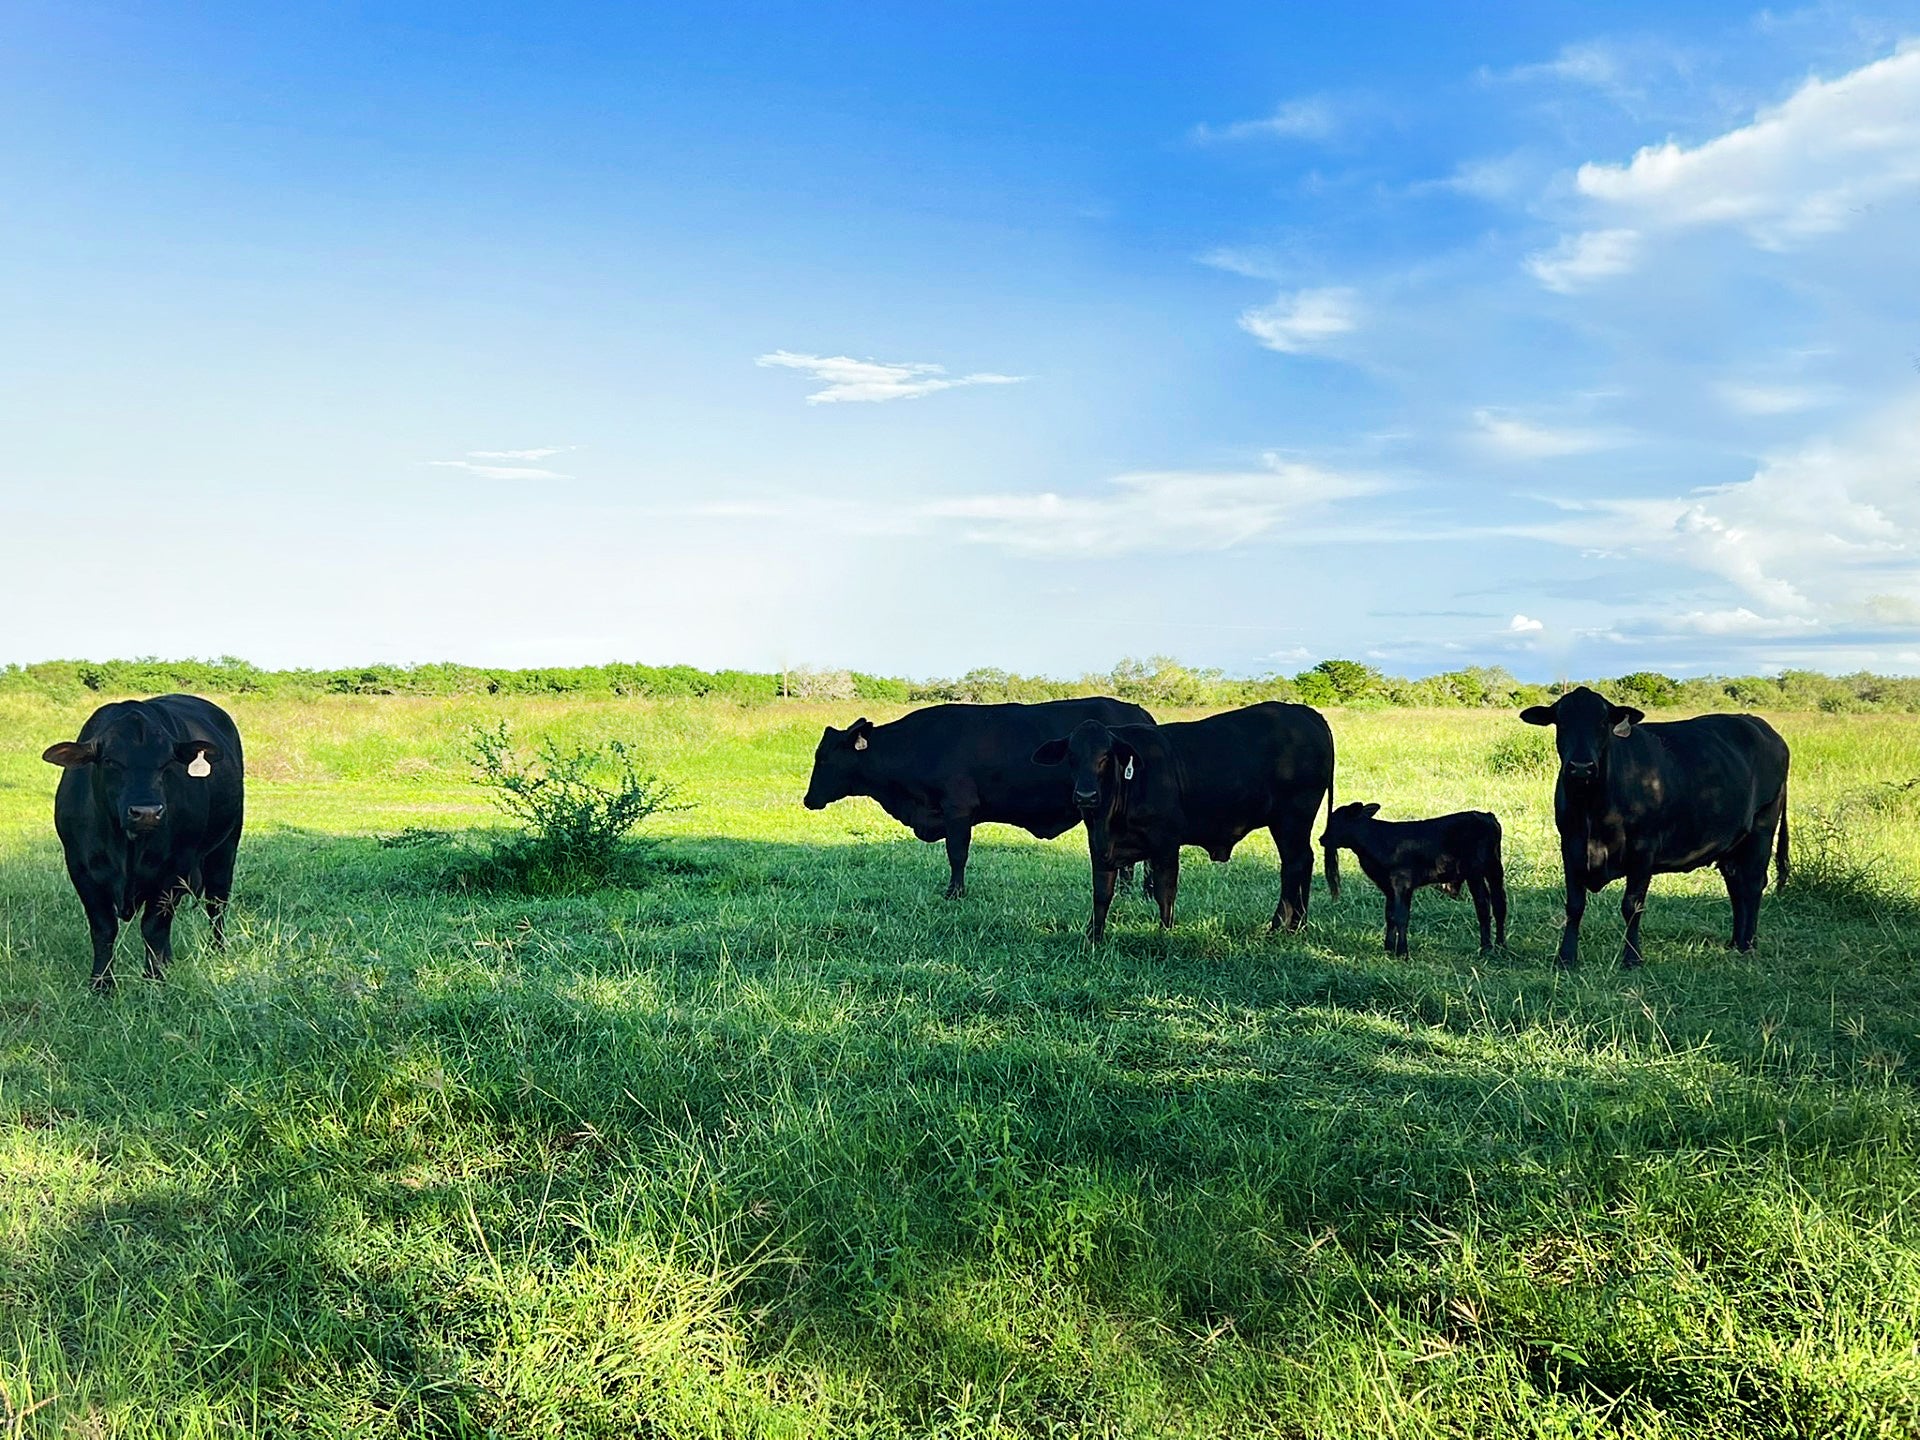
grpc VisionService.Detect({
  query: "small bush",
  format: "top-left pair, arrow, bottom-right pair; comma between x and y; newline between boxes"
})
1484,728 -> 1557,777
1788,807 -> 1892,912
464,721 -> 687,893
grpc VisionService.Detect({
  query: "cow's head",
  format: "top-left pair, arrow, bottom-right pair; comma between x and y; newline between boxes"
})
1318,800 -> 1382,853
802,718 -> 874,810
1519,686 -> 1644,785
43,711 -> 220,836
1032,719 -> 1138,820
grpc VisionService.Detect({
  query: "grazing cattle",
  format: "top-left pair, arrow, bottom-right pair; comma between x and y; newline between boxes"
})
1319,802 -> 1507,955
42,695 -> 245,989
803,697 -> 1153,898
1520,686 -> 1789,968
1032,702 -> 1337,940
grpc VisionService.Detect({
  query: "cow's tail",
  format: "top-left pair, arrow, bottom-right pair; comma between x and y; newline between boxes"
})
1321,762 -> 1340,900
1775,786 -> 1791,891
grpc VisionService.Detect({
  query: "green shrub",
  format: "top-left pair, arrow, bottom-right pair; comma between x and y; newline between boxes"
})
463,721 -> 687,893
1484,727 -> 1557,777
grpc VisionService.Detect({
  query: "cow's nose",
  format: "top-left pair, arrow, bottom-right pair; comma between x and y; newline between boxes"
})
1073,789 -> 1100,809
1563,761 -> 1597,778
125,804 -> 165,828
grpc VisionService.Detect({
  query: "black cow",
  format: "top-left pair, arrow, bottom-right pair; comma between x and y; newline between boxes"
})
42,695 -> 245,989
803,697 -> 1153,898
1520,686 -> 1789,968
1032,702 -> 1337,940
1319,802 -> 1507,955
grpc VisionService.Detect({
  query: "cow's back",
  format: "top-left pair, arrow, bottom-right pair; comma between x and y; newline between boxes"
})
868,697 -> 1151,831
1154,702 -> 1335,844
1594,711 -> 1788,875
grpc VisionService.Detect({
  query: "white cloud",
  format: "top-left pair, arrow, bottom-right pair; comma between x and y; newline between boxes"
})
927,454 -> 1381,557
1472,409 -> 1619,458
1191,98 -> 1338,144
755,350 -> 1026,404
693,454 -> 1383,559
427,459 -> 571,481
1509,614 -> 1545,633
1197,246 -> 1289,281
466,446 -> 573,461
1715,380 -> 1836,415
1667,607 -> 1822,636
1238,287 -> 1360,354
1524,228 -> 1641,292
1574,44 -> 1920,248
1530,398 -> 1920,626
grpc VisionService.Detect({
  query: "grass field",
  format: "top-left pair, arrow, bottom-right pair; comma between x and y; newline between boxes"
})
3,693 -> 1919,1438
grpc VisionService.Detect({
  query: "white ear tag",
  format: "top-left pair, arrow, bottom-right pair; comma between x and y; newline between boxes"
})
854,734 -> 868,751
1123,758 -> 1134,780
188,752 -> 212,778
1611,720 -> 1633,739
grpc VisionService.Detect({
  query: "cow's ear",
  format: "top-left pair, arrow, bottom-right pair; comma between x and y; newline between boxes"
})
848,718 -> 872,752
42,741 -> 99,768
1362,802 -> 1382,817
1113,740 -> 1139,781
1609,706 -> 1645,738
176,741 -> 218,775
1519,704 -> 1557,727
1032,738 -> 1069,766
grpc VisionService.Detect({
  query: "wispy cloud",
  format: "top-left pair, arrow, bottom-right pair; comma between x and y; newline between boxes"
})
1509,614 -> 1545,633
1190,97 -> 1339,144
1524,228 -> 1640,292
926,455 -> 1381,557
756,350 -> 1027,404
688,453 -> 1385,559
427,448 -> 574,481
1197,246 -> 1290,281
1715,380 -> 1834,415
1238,287 -> 1360,354
1472,409 -> 1620,459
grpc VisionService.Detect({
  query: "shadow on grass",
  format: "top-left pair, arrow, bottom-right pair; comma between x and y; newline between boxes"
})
7,827 -> 1920,1431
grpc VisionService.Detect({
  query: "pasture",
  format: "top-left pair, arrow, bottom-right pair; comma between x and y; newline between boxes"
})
2,693 -> 1919,1438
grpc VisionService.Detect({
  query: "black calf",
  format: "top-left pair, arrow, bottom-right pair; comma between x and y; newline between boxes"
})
1319,802 -> 1506,956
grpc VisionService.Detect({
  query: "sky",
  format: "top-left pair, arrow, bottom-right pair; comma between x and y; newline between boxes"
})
3,2 -> 1919,680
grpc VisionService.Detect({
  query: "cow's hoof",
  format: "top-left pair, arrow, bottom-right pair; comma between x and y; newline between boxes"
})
943,886 -> 965,901
1553,954 -> 1579,971
1619,954 -> 1645,970
89,974 -> 115,994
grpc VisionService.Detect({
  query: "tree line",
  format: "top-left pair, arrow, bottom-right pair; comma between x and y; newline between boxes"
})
7,654 -> 1920,712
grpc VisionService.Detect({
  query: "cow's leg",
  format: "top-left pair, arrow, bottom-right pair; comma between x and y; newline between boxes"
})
1619,869 -> 1653,969
1722,832 -> 1768,951
201,837 -> 238,952
1388,880 -> 1413,957
77,883 -> 120,992
1555,843 -> 1587,969
941,816 -> 972,899
1149,852 -> 1180,929
1469,875 -> 1494,953
1089,861 -> 1119,942
1269,823 -> 1315,932
1489,859 -> 1509,949
138,891 -> 180,981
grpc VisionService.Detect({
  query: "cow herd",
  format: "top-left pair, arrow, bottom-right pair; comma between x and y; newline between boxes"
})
40,687 -> 1792,988
802,689 -> 1791,964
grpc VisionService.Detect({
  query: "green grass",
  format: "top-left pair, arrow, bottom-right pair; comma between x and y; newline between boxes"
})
3,694 -> 1919,1437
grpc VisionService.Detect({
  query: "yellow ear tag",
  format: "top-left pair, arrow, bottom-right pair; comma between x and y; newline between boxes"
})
188,752 -> 212,778
1124,758 -> 1134,780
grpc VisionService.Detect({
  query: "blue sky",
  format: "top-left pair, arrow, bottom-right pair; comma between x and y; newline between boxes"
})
4,2 -> 1918,679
